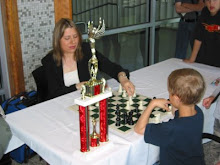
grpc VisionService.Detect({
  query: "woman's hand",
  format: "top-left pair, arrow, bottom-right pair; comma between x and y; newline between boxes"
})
183,58 -> 194,63
76,81 -> 87,90
118,72 -> 135,96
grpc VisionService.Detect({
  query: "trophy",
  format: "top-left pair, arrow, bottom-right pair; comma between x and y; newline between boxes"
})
74,18 -> 112,152
84,18 -> 106,97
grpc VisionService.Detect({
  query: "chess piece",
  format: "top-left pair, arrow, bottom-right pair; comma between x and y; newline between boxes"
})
154,113 -> 161,123
128,96 -> 133,105
95,102 -> 99,107
128,112 -> 134,125
115,108 -> 120,116
167,99 -> 172,111
115,115 -> 121,126
125,101 -> 131,110
122,90 -> 127,98
118,84 -> 123,93
138,100 -> 144,110
116,104 -> 120,110
123,112 -> 128,124
135,106 -> 139,113
90,118 -> 100,147
133,90 -> 136,97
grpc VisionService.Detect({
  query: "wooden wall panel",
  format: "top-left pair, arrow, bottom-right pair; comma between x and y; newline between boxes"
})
0,0 -> 73,96
1,0 -> 25,96
54,0 -> 72,23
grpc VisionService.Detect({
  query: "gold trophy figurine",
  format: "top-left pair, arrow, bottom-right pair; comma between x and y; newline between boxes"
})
90,118 -> 100,147
83,18 -> 106,97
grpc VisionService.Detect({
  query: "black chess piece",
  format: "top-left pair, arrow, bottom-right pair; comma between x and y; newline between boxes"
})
128,116 -> 134,125
136,113 -> 141,119
116,104 -> 120,110
135,106 -> 139,113
153,97 -> 156,99
123,112 -> 128,124
128,111 -> 133,117
128,111 -> 134,125
115,115 -> 121,126
115,109 -> 120,116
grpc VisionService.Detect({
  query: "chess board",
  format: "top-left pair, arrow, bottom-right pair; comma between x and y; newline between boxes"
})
69,91 -> 173,134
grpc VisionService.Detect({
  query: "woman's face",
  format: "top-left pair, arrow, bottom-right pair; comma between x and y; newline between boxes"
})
60,27 -> 79,55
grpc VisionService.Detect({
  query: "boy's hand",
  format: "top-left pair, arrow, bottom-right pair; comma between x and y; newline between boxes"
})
202,96 -> 215,109
150,98 -> 171,112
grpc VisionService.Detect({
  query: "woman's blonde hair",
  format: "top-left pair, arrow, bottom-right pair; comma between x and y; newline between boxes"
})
168,68 -> 205,105
52,18 -> 83,66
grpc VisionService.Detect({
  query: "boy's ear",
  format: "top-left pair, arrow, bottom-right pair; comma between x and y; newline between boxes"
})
173,94 -> 181,103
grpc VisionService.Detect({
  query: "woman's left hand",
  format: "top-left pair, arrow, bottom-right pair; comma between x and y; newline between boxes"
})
119,77 -> 135,96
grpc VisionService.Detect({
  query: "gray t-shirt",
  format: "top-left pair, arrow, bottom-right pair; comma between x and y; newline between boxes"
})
212,87 -> 220,120
175,0 -> 199,19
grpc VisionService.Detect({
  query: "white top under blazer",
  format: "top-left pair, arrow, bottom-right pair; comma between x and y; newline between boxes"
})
63,70 -> 80,87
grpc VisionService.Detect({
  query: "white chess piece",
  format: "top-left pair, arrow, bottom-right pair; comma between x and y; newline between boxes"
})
133,90 -> 136,97
118,84 -> 122,93
154,113 -> 161,123
128,96 -> 133,105
138,100 -> 144,110
95,102 -> 99,107
125,101 -> 130,110
122,90 -> 127,98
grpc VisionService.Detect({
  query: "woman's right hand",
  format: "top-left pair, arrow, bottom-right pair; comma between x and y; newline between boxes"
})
76,81 -> 87,90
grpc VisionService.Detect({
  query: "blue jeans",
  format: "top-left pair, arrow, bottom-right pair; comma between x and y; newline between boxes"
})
175,20 -> 196,59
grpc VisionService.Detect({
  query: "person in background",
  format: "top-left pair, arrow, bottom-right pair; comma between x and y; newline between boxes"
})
174,0 -> 204,59
184,0 -> 220,67
0,106 -> 12,159
42,18 -> 135,100
134,68 -> 206,165
203,87 -> 220,165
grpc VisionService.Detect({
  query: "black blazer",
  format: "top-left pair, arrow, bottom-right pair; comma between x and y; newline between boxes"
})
42,42 -> 129,100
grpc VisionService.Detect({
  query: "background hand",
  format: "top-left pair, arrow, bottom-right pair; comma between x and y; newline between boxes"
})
202,96 -> 215,109
183,59 -> 194,63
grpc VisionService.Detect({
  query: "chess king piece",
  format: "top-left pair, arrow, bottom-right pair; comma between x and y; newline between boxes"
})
90,118 -> 100,147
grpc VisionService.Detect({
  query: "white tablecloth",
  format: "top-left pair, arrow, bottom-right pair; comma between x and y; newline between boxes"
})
5,58 -> 220,165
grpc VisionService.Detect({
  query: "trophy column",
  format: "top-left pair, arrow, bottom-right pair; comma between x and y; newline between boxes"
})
99,99 -> 108,142
79,106 -> 90,152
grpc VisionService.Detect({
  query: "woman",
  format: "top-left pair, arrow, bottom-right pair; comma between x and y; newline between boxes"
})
42,18 -> 135,100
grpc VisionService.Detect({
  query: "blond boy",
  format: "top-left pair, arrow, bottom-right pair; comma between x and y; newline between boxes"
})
135,68 -> 206,165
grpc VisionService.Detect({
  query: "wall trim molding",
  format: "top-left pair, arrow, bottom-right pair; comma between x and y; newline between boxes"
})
54,0 -> 72,23
1,0 -> 25,96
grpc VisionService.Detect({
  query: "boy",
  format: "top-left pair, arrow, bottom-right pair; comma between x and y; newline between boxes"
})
174,0 -> 204,59
203,87 -> 220,165
184,0 -> 220,67
134,68 -> 206,165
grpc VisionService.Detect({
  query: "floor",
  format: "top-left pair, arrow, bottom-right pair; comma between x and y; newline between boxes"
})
8,28 -> 219,165
10,141 -> 219,165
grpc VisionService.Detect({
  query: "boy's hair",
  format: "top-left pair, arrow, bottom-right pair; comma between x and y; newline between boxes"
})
168,68 -> 205,105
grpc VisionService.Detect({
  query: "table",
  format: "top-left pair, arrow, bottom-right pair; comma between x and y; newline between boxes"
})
5,58 -> 220,165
